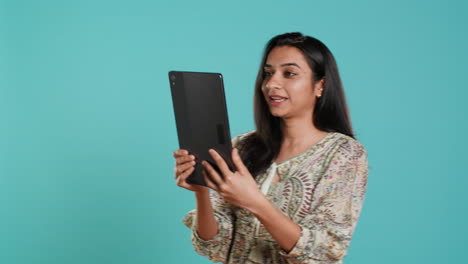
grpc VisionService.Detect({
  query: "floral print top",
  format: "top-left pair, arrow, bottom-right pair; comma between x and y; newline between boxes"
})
182,131 -> 369,264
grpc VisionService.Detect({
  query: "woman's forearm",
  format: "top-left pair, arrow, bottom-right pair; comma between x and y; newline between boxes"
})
195,190 -> 219,240
248,195 -> 301,253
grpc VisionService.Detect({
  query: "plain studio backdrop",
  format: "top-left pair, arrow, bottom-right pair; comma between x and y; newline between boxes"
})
1,0 -> 467,263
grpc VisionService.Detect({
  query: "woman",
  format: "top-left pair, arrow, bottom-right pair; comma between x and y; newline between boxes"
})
173,32 -> 368,264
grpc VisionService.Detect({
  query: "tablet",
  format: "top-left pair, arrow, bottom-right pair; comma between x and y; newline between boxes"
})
169,71 -> 235,186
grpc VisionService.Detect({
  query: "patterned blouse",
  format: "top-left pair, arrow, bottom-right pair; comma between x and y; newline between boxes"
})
182,131 -> 369,264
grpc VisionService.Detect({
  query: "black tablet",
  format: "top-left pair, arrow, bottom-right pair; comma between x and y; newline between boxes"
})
169,71 -> 235,186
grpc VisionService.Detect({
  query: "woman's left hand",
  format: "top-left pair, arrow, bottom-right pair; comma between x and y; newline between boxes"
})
202,148 -> 264,211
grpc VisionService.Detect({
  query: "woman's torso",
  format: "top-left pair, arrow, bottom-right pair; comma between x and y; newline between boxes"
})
226,131 -> 354,264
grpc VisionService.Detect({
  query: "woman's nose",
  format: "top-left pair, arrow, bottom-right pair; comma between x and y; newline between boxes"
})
265,76 -> 281,90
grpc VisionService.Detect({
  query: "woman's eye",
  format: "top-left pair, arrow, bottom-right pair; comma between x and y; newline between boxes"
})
263,71 -> 296,77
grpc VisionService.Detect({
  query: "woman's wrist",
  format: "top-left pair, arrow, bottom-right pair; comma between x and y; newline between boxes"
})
245,192 -> 270,215
194,189 -> 211,207
194,188 -> 209,198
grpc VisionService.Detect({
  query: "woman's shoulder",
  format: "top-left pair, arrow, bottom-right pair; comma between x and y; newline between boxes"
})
231,130 -> 256,148
230,130 -> 367,158
328,132 -> 367,159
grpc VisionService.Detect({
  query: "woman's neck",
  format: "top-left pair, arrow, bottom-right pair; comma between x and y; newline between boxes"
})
280,118 -> 325,148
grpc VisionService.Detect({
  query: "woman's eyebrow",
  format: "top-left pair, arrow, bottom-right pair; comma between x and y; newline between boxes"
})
264,63 -> 302,69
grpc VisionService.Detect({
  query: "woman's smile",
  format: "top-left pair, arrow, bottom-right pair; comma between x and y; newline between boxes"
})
268,96 -> 288,105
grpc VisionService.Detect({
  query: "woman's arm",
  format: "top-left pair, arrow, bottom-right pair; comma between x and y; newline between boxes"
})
182,189 -> 236,263
276,140 -> 368,263
248,195 -> 302,253
194,189 -> 218,240
180,135 -> 248,263
202,147 -> 301,252
203,138 -> 368,263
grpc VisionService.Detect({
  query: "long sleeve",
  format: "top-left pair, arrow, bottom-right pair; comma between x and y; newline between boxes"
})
278,139 -> 369,263
181,134 -> 245,263
182,190 -> 236,263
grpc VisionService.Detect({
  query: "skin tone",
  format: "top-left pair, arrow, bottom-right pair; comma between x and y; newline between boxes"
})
263,46 -> 328,181
173,45 -> 328,253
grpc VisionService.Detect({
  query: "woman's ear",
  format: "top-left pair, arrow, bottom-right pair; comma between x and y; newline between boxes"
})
315,78 -> 325,98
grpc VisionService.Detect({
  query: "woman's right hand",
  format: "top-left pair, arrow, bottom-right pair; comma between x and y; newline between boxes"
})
173,149 -> 208,193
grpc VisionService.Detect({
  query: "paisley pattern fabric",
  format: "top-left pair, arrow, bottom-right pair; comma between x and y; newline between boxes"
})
182,131 -> 369,264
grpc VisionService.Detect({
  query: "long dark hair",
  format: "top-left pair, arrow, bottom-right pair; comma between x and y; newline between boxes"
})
237,32 -> 355,178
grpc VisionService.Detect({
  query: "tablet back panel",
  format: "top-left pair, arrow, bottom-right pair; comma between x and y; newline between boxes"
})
169,71 -> 235,186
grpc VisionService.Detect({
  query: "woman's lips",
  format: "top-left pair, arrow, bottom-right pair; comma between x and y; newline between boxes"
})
268,97 -> 288,105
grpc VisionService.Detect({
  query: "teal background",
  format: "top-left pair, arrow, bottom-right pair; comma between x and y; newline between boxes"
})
2,0 -> 467,263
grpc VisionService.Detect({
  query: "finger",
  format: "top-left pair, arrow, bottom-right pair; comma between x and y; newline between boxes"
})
208,149 -> 231,176
174,150 -> 192,160
202,160 -> 225,187
176,154 -> 195,165
174,160 -> 196,178
176,168 -> 195,182
174,152 -> 187,163
173,149 -> 188,157
176,165 -> 193,181
176,167 -> 195,188
232,148 -> 249,175
203,170 -> 219,192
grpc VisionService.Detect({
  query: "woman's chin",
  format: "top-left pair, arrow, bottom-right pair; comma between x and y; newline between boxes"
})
270,111 -> 285,118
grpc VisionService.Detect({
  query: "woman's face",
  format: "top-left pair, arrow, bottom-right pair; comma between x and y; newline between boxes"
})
261,45 -> 323,120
